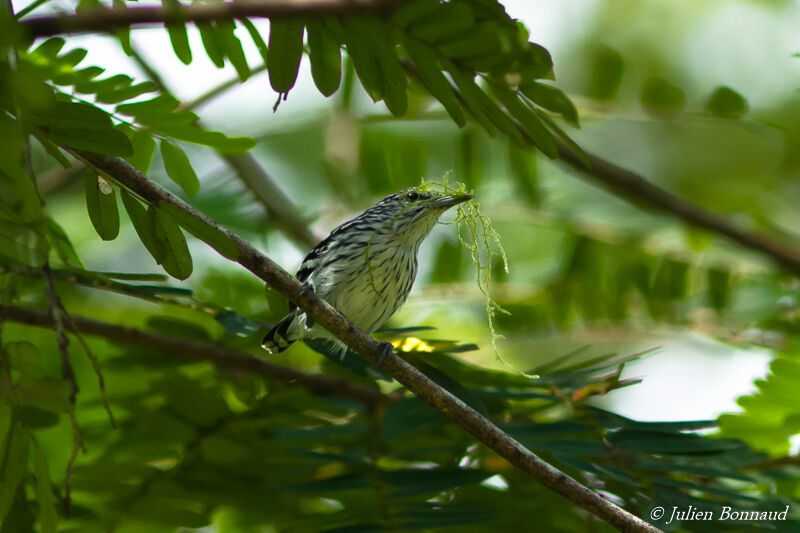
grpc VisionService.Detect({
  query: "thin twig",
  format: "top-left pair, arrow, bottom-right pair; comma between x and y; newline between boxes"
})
41,264 -> 85,518
72,151 -> 661,533
21,0 -> 409,38
62,315 -> 117,428
1,305 -> 393,406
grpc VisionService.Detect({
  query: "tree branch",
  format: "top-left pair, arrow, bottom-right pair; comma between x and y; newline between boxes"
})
20,0 -> 408,39
0,305 -> 391,406
72,150 -> 660,533
554,141 -> 800,276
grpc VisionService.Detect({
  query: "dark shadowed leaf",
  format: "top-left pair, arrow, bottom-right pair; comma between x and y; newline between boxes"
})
705,86 -> 748,119
150,206 -> 193,280
268,19 -> 305,93
520,81 -> 579,127
45,216 -> 83,267
216,20 -> 251,81
120,189 -> 165,264
84,172 -> 120,240
403,35 -> 465,127
641,77 -> 685,120
307,19 -> 342,97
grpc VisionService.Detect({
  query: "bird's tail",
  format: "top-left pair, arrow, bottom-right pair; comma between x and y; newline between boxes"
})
262,314 -> 298,354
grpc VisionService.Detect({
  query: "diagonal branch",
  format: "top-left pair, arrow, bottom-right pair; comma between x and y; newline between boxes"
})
72,150 -> 660,533
554,142 -> 800,276
0,305 -> 391,406
20,0 -> 408,39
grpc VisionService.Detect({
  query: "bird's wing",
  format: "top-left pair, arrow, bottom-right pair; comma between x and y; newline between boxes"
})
288,215 -> 365,312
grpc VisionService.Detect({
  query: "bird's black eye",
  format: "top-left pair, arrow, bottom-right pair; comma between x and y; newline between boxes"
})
406,192 -> 419,202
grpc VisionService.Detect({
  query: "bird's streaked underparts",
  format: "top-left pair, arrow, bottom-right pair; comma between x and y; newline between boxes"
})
262,187 -> 471,359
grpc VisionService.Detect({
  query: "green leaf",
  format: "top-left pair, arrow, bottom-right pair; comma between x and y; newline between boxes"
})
587,46 -> 624,101
160,140 -> 200,196
113,0 -> 132,55
436,22 -> 502,60
402,35 -> 465,127
45,216 -> 84,267
95,80 -> 157,104
607,430 -> 744,454
197,21 -> 225,68
127,128 -> 157,173
28,101 -> 133,156
337,17 -> 384,101
32,440 -> 58,533
164,0 -> 192,66
84,172 -> 120,240
707,267 -> 731,313
641,77 -> 685,120
0,422 -> 30,524
366,19 -> 407,116
268,19 -> 305,93
407,3 -> 474,44
239,18 -> 269,66
306,19 -> 341,97
120,189 -> 165,264
507,141 -> 539,205
705,86 -> 748,119
6,341 -> 45,378
159,202 -> 239,260
520,81 -> 579,127
0,115 -> 44,223
391,0 -> 441,29
150,206 -> 193,280
32,131 -> 72,170
216,20 -> 251,81
154,124 -> 255,154
31,37 -> 65,58
15,376 -> 72,412
448,68 -> 495,136
489,83 -> 555,155
0,220 -> 49,267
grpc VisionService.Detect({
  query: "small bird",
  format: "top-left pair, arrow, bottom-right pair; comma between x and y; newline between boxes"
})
262,187 -> 472,357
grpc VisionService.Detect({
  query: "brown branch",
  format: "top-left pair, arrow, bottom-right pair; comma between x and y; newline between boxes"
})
554,142 -> 800,277
20,0 -> 407,39
0,304 -> 390,406
71,151 -> 660,533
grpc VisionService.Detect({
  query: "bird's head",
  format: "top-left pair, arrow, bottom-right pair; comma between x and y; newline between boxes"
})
364,187 -> 473,245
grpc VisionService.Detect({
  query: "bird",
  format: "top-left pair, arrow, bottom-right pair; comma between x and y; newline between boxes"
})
262,187 -> 472,359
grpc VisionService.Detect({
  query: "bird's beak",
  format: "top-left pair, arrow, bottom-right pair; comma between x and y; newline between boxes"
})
431,193 -> 472,209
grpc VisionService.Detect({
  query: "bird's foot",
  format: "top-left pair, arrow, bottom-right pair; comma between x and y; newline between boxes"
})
375,341 -> 396,369
299,282 -> 315,298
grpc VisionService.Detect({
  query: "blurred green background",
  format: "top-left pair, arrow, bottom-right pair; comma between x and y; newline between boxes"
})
4,0 -> 800,531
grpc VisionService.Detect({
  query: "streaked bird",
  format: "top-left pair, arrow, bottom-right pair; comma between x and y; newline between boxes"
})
262,187 -> 472,357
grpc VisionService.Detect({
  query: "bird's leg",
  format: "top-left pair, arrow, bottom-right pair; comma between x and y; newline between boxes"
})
298,281 -> 315,299
375,341 -> 396,368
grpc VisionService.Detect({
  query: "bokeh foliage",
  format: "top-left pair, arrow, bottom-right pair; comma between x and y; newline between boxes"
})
2,0 -> 800,531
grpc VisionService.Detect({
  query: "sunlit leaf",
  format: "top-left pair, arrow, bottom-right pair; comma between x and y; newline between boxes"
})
160,140 -> 200,196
